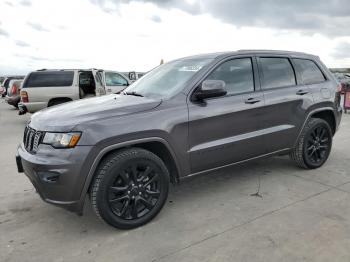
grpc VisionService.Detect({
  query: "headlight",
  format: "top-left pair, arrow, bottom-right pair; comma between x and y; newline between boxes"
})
42,132 -> 81,148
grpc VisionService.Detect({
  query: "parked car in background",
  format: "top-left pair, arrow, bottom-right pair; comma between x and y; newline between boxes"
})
1,76 -> 25,97
5,79 -> 23,108
19,69 -> 130,114
0,86 -> 5,96
122,71 -> 146,83
17,50 -> 342,229
333,72 -> 350,94
102,70 -> 131,94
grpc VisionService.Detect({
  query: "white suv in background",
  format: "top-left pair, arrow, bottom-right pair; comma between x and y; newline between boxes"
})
19,69 -> 130,114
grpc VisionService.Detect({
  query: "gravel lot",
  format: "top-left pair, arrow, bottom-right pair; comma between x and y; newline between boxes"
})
1,98 -> 350,262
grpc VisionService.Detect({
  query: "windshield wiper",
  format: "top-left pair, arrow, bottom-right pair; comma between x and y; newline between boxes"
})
123,91 -> 144,97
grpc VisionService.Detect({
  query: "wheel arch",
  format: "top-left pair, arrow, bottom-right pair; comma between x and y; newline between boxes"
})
77,137 -> 181,214
48,97 -> 73,107
310,109 -> 336,135
294,107 -> 336,148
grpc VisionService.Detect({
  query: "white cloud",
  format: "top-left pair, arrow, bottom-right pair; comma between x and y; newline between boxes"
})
0,0 -> 349,76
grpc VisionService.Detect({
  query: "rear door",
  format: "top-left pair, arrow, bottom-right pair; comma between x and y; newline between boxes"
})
291,58 -> 329,103
104,71 -> 129,94
256,56 -> 314,153
188,56 -> 266,173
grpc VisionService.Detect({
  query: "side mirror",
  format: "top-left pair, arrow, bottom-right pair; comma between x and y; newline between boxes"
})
195,80 -> 227,101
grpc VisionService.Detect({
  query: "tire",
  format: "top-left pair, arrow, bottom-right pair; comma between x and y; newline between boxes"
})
90,148 -> 170,229
290,118 -> 332,169
48,99 -> 71,107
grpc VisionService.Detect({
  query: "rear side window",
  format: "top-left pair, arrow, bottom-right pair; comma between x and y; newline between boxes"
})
24,71 -> 74,88
292,59 -> 326,85
206,58 -> 254,95
259,58 -> 296,89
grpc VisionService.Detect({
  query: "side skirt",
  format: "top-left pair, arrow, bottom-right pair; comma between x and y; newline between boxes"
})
180,148 -> 291,181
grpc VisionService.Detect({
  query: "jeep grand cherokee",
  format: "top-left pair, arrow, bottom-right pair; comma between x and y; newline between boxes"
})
16,50 -> 342,229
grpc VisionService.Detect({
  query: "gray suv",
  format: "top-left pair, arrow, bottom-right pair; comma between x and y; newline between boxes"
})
16,50 -> 342,229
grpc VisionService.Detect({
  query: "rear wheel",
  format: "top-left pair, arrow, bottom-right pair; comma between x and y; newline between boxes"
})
290,118 -> 332,169
90,148 -> 170,229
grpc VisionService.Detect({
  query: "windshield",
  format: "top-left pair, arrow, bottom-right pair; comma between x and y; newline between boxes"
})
123,58 -> 213,98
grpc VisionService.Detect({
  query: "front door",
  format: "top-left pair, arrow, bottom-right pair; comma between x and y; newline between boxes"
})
188,57 -> 266,174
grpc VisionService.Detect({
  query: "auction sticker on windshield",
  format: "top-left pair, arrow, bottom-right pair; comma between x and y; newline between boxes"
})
179,65 -> 203,72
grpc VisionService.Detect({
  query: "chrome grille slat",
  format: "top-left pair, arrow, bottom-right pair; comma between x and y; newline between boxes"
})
25,129 -> 30,150
28,130 -> 34,151
33,131 -> 42,152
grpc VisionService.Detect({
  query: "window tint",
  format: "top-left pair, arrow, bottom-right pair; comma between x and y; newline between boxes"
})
293,59 -> 326,85
24,71 -> 74,88
260,58 -> 296,89
105,72 -> 128,86
206,58 -> 254,95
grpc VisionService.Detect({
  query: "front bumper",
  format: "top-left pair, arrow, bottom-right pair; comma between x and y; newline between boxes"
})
16,142 -> 93,214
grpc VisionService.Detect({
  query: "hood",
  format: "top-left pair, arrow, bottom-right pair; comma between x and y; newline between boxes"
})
30,94 -> 162,131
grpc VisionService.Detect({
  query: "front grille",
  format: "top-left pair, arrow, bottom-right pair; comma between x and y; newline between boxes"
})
23,126 -> 43,153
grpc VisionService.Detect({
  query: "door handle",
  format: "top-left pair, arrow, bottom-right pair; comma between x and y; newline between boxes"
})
296,89 -> 309,95
245,97 -> 261,104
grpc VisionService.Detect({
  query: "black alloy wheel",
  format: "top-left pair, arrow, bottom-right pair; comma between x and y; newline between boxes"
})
290,117 -> 333,169
304,125 -> 332,165
91,148 -> 170,229
107,162 -> 162,220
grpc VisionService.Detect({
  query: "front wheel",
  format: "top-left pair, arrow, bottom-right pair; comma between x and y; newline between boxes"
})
90,148 -> 170,229
290,118 -> 333,169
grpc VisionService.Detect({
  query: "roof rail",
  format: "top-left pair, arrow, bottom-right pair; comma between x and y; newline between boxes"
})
237,49 -> 310,55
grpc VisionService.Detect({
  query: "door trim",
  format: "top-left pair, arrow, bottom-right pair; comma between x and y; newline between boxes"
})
189,125 -> 294,153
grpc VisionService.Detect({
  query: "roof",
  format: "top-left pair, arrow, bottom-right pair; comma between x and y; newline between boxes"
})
35,69 -> 101,72
179,49 -> 318,60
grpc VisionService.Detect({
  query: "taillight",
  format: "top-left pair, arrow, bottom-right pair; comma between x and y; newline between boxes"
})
11,84 -> 17,95
21,90 -> 29,103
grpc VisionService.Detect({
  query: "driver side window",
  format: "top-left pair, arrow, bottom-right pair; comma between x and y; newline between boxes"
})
206,58 -> 254,95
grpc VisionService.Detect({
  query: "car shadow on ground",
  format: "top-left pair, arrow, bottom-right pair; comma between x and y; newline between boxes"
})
6,156 -> 300,233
